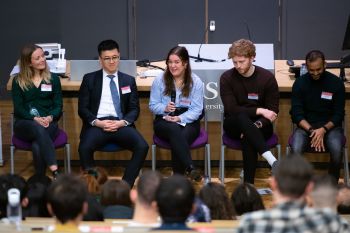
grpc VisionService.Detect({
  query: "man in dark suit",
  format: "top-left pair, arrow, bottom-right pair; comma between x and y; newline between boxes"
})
78,39 -> 148,188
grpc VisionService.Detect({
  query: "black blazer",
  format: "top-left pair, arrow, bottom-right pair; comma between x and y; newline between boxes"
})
78,69 -> 140,137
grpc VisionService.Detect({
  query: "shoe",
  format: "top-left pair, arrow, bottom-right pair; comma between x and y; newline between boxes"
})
186,166 -> 202,182
239,169 -> 244,183
189,169 -> 202,182
271,161 -> 279,176
86,168 -> 98,178
52,170 -> 60,180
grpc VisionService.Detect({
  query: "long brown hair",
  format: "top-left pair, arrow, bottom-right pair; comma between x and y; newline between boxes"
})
163,46 -> 192,97
16,44 -> 51,90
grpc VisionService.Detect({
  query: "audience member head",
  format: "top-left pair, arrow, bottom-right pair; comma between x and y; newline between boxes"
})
25,174 -> 52,217
272,155 -> 313,200
231,182 -> 265,215
131,170 -> 162,207
47,174 -> 88,224
0,174 -> 28,218
307,174 -> 338,210
164,46 -> 192,97
228,39 -> 256,59
199,182 -> 235,220
100,179 -> 132,207
156,175 -> 195,224
338,184 -> 350,214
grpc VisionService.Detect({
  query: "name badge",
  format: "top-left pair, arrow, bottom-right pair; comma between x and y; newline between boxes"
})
248,93 -> 259,100
321,91 -> 333,100
180,99 -> 191,106
121,86 -> 131,94
41,84 -> 52,92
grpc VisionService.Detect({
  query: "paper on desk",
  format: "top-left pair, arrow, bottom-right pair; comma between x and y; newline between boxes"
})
257,188 -> 272,195
10,65 -> 19,76
9,60 -> 66,76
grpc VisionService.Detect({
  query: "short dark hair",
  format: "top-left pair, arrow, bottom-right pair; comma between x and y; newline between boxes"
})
26,174 -> 52,217
305,50 -> 325,64
98,39 -> 119,56
47,174 -> 88,224
100,179 -> 131,207
231,182 -> 265,215
275,155 -> 313,198
0,174 -> 28,218
156,175 -> 195,223
137,170 -> 162,205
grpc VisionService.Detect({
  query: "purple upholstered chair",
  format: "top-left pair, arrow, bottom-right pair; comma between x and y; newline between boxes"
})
286,124 -> 349,186
151,114 -> 211,180
10,114 -> 71,174
219,111 -> 281,184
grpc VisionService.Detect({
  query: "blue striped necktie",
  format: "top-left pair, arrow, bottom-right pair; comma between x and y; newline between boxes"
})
107,75 -> 123,119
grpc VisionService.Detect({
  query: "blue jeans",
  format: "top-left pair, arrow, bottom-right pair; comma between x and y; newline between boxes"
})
291,127 -> 343,181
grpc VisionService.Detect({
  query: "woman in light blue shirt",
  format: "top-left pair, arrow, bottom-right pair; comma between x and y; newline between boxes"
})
149,46 -> 204,181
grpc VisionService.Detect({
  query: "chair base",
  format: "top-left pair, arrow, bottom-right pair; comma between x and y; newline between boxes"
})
220,144 -> 281,185
152,143 -> 211,181
10,143 -> 71,175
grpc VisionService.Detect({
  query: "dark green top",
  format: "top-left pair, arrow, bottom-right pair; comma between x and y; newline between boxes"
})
12,73 -> 63,120
290,71 -> 345,127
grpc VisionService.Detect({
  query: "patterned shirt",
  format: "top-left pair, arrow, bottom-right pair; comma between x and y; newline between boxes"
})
237,201 -> 350,233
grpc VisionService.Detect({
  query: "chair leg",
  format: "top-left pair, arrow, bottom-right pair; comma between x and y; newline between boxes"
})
343,148 -> 349,186
65,143 -> 71,174
286,145 -> 290,156
10,145 -> 15,174
151,144 -> 156,171
205,143 -> 211,181
276,144 -> 281,160
220,145 -> 226,185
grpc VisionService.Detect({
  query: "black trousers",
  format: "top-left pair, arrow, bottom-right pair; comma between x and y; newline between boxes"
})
224,112 -> 273,184
78,125 -> 149,188
14,119 -> 59,175
154,117 -> 200,174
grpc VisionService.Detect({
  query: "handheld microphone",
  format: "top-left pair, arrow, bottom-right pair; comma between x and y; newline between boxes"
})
169,90 -> 176,116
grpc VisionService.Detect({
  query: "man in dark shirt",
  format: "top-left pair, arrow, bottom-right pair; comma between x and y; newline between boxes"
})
220,39 -> 279,184
290,50 -> 345,182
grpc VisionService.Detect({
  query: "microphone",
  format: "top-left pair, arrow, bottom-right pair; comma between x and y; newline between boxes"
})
194,23 -> 210,62
189,21 -> 227,63
169,90 -> 176,116
244,21 -> 252,41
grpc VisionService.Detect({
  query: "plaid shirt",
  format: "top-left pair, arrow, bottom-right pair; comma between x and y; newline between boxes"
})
237,201 -> 350,233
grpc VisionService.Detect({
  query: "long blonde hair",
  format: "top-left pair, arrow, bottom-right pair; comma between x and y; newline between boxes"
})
16,44 -> 51,90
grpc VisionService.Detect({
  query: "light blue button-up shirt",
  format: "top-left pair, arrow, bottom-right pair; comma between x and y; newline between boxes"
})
149,72 -> 204,124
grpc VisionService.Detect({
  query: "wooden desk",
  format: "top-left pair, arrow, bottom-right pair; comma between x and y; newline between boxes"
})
6,61 -> 165,92
275,60 -> 350,92
7,60 -> 350,92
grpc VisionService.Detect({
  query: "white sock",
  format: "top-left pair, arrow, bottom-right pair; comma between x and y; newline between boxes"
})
261,151 -> 277,166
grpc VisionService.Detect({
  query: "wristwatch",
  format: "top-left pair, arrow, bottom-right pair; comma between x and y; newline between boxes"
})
254,120 -> 263,128
308,127 -> 314,134
123,120 -> 129,126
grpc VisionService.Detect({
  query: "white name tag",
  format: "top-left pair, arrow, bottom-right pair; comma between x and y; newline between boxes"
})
121,86 -> 131,94
248,93 -> 259,100
321,91 -> 333,100
41,84 -> 52,92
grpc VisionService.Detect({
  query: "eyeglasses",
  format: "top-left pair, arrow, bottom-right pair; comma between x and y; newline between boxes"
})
102,56 -> 120,63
